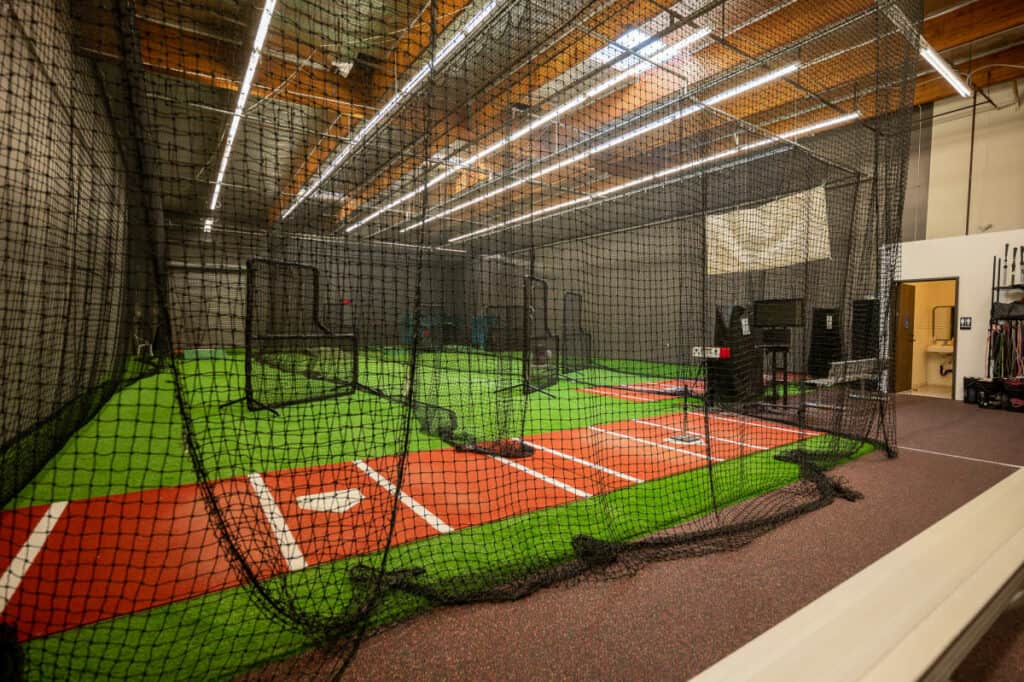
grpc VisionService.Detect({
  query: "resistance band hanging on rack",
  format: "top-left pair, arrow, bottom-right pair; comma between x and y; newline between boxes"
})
988,320 -> 1024,379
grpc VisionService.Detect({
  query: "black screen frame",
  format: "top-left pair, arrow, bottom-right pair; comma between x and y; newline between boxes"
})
752,298 -> 805,328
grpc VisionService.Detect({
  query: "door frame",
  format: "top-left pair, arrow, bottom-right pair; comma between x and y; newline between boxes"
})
894,277 -> 960,399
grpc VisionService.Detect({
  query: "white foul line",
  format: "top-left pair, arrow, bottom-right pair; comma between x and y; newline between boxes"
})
354,460 -> 454,533
708,412 -> 817,438
900,446 -> 1023,470
634,419 -> 766,451
248,473 -> 307,572
0,500 -> 68,614
589,426 -> 722,462
521,439 -> 643,483
581,387 -> 658,402
492,455 -> 592,498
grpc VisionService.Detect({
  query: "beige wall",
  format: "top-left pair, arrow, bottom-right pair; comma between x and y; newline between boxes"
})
926,82 -> 1024,239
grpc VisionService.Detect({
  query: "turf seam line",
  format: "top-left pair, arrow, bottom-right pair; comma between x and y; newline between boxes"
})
354,460 -> 454,533
248,473 -> 307,572
0,500 -> 68,614
588,426 -> 723,462
520,439 -> 643,483
900,446 -> 1023,469
633,419 -> 767,451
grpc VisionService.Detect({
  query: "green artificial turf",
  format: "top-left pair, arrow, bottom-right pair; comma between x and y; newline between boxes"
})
23,434 -> 874,681
10,347 -> 878,679
7,353 -> 703,508
5,349 -> 814,509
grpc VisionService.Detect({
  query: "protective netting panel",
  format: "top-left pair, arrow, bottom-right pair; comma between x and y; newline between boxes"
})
1,0 -> 917,679
244,259 -> 357,409
561,291 -> 593,374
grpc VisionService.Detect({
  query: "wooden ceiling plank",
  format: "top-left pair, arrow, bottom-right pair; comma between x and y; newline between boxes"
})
268,0 -> 478,225
419,0 -> 1024,223
411,0 -> 875,229
329,0 -> 668,227
76,15 -> 366,114
923,0 -> 1024,51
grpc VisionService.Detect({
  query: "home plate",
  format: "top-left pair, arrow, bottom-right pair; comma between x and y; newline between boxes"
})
295,489 -> 364,514
667,434 -> 705,446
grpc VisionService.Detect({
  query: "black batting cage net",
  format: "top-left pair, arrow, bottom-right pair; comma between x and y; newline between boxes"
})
1,0 -> 917,678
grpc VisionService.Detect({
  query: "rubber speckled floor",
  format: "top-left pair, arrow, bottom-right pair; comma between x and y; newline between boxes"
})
254,395 -> 1024,680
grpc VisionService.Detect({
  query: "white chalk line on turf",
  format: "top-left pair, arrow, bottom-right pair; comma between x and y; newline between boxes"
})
0,500 -> 69,614
900,446 -> 1022,469
248,473 -> 307,572
589,426 -> 722,462
354,460 -> 454,533
521,439 -> 643,483
491,455 -> 592,498
707,412 -> 818,438
633,419 -> 766,451
580,386 -> 659,402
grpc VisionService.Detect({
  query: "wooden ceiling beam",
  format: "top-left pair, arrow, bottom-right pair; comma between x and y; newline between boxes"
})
267,0 -> 478,225
551,0 -> 873,140
439,1 -> 1024,241
404,0 -> 881,232
489,41 -> 1024,242
924,0 -> 1024,51
76,15 -> 366,115
413,0 -> 876,231
329,0 -> 668,228
433,106 -> 862,245
452,0 -> 1024,215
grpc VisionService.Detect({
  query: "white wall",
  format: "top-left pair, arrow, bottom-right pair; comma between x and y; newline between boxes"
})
926,82 -> 1024,238
900,228 -> 1024,399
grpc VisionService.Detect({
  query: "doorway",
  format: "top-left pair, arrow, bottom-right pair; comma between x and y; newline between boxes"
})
893,278 -> 958,399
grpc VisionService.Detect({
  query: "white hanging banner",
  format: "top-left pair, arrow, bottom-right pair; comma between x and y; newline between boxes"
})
706,184 -> 831,275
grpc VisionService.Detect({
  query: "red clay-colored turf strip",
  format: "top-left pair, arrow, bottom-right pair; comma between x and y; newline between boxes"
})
0,410 -> 815,642
0,505 -> 49,574
4,479 -> 250,640
369,448 -> 583,530
261,461 -> 442,565
575,379 -> 705,402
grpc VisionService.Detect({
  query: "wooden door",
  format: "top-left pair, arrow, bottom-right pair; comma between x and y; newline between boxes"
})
894,284 -> 915,392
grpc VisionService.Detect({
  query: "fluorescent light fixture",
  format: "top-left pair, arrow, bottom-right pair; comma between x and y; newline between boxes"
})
281,0 -> 500,221
591,29 -> 666,71
920,43 -> 971,97
395,62 -> 797,235
883,5 -> 971,98
207,0 -> 278,215
448,111 -> 859,244
778,110 -> 859,137
342,28 -> 711,234
312,190 -> 347,203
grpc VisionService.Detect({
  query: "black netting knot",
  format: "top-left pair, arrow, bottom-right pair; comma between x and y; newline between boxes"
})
572,535 -> 620,566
